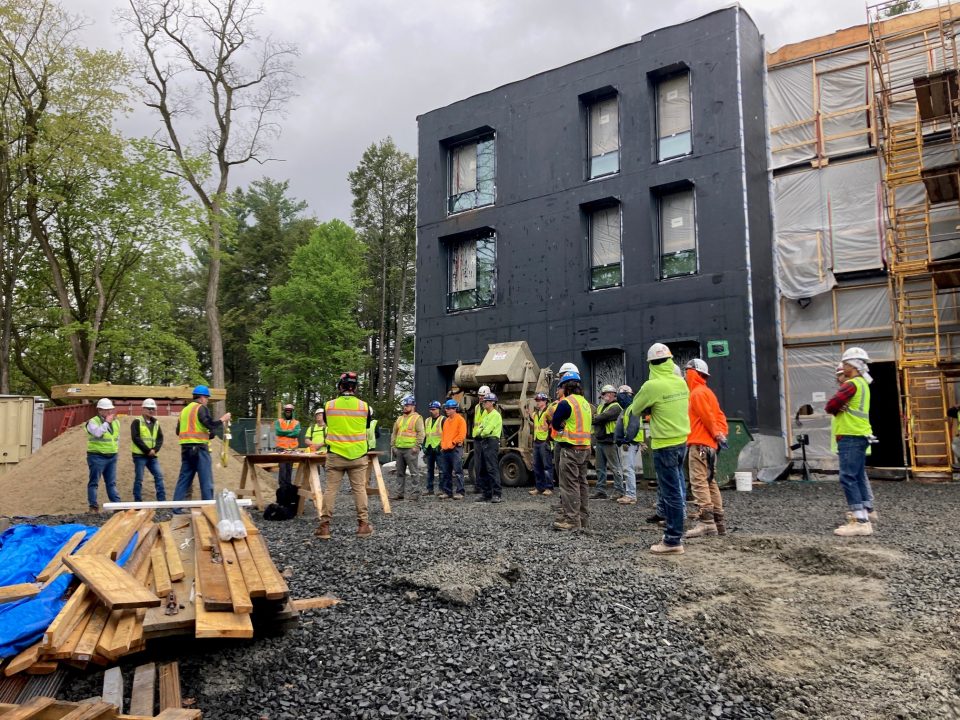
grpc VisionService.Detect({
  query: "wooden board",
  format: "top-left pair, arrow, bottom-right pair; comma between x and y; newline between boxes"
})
23,661 -> 57,675
215,539 -> 252,614
58,701 -> 117,719
95,610 -> 122,661
193,562 -> 252,639
63,556 -> 160,611
0,701 -> 201,720
370,455 -> 392,514
51,383 -> 225,401
2,643 -> 40,677
158,523 -> 185,581
157,661 -> 181,711
35,531 -> 86,583
190,511 -> 213,552
102,667 -> 123,710
72,605 -> 109,662
239,510 -> 260,535
232,538 -> 265,598
291,596 -> 341,611
149,545 -> 172,598
192,517 -> 231,611
244,534 -> 288,601
143,525 -> 195,639
153,710 -> 203,720
128,663 -> 155,717
0,695 -> 55,719
0,584 -> 39,605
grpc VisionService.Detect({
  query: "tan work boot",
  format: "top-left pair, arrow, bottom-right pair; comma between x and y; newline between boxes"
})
315,521 -> 331,540
542,489 -> 553,496
868,510 -> 879,524
528,488 -> 539,495
685,521 -> 718,538
650,542 -> 684,555
356,521 -> 374,538
834,519 -> 872,537
553,520 -> 578,531
714,511 -> 727,536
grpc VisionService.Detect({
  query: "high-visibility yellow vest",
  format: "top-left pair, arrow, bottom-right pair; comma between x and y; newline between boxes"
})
834,376 -> 872,437
424,416 -> 443,449
178,402 -> 210,445
325,395 -> 370,460
394,412 -> 421,449
87,417 -> 120,454
275,418 -> 300,450
533,409 -> 550,441
556,395 -> 592,447
306,423 -> 326,453
367,419 -> 378,451
597,401 -> 618,434
472,406 -> 486,438
131,417 -> 159,455
621,406 -> 645,443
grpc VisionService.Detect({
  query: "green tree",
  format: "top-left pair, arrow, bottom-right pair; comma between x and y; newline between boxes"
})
348,138 -> 416,411
249,220 -> 367,416
885,1 -> 921,16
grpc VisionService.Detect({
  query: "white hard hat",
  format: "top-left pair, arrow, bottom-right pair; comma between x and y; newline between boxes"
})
600,384 -> 617,394
618,384 -> 633,394
478,385 -> 490,396
96,398 -> 115,411
841,347 -> 870,363
686,358 -> 710,376
142,398 -> 157,410
647,343 -> 673,361
558,362 -> 579,375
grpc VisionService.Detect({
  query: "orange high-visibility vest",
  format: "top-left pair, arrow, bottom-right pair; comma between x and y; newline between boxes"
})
178,402 -> 210,445
276,419 -> 300,450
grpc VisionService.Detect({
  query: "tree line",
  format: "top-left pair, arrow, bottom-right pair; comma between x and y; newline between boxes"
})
0,0 -> 415,422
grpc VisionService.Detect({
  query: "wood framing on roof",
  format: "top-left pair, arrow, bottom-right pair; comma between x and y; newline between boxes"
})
768,2 -> 960,67
50,383 -> 226,401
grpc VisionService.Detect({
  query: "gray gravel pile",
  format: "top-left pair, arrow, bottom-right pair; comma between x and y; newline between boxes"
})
44,479 -> 960,719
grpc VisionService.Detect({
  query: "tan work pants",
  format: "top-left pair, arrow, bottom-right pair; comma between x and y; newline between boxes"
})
558,445 -> 590,528
687,444 -> 722,514
321,453 -> 370,524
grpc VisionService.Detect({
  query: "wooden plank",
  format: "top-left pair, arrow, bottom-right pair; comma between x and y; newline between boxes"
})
51,383 -> 225,401
192,516 -> 231,611
190,511 -> 212,552
72,605 -> 110,662
158,523 -> 185,581
105,610 -> 139,657
95,610 -> 122,661
370,455 -> 392,514
110,511 -> 155,561
215,539 -> 252,614
3,643 -> 40,677
194,592 -> 253,640
102,667 -> 123,710
150,545 -> 172,599
143,526 -> 194,639
157,662 -> 181,711
63,556 -> 160,611
291,596 -> 341,611
0,696 -> 56,719
128,663 -> 155,717
35,531 -> 87,582
0,584 -> 39,605
239,509 -> 260,535
153,710 -> 203,720
245,533 -> 289,601
232,538 -> 265,598
49,595 -> 96,660
43,587 -> 91,650
58,701 -> 117,719
24,661 -> 57,675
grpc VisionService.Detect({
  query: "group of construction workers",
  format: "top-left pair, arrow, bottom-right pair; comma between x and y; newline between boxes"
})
84,386 -> 231,512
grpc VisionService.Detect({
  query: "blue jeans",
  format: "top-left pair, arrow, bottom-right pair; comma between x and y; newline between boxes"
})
87,453 -> 120,508
440,447 -> 464,497
620,443 -> 640,499
533,441 -> 554,490
424,448 -> 440,492
173,444 -> 214,506
594,443 -> 623,494
133,454 -> 166,502
838,436 -> 871,511
653,444 -> 687,546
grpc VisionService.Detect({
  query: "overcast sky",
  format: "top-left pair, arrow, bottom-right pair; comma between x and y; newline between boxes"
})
71,0 -> 873,223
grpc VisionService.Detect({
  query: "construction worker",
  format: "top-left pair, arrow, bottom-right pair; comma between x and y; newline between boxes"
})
367,409 -> 378,451
423,401 -> 444,495
592,384 -> 624,499
131,398 -> 166,502
439,399 -> 467,499
470,385 -> 490,493
274,403 -> 301,488
551,372 -> 592,530
834,363 -> 875,518
391,395 -> 425,500
474,393 -> 503,503
86,398 -> 121,512
173,385 -> 231,508
631,344 -> 690,555
826,347 -> 877,537
614,385 -> 643,505
305,407 -> 327,454
316,372 -> 374,539
529,392 -> 554,496
683,359 -> 729,538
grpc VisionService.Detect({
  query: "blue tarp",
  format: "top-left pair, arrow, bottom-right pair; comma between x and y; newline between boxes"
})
0,523 -> 137,659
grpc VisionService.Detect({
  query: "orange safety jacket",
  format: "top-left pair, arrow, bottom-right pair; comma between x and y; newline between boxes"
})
275,418 -> 300,450
178,402 -> 210,445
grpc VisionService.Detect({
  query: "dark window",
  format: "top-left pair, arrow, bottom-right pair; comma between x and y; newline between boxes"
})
657,72 -> 692,160
448,135 -> 495,213
589,204 -> 622,289
447,232 -> 496,312
659,188 -> 697,278
588,95 -> 620,178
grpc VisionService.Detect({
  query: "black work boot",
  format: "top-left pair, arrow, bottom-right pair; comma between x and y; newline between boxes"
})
714,511 -> 726,536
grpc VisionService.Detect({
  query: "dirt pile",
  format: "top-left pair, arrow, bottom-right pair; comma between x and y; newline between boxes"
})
0,416 -> 251,517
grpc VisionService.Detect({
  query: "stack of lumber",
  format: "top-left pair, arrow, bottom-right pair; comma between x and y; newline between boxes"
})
0,509 -> 295,678
0,698 -> 199,719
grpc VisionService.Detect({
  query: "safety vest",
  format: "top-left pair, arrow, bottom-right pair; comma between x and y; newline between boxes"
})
533,409 -> 550,441
424,416 -> 443,449
367,419 -> 378,451
597,401 -> 618,435
834,376 -> 872,437
394,412 -> 421,449
546,400 -> 560,439
472,406 -> 486,437
325,395 -> 370,460
87,416 -> 120,455
306,423 -> 326,453
178,402 -> 210,445
556,395 -> 592,447
276,418 -> 300,450
621,406 -> 645,443
131,417 -> 159,455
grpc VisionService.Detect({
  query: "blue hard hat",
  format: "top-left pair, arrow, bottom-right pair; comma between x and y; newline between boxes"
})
192,384 -> 211,397
428,400 -> 442,409
402,394 -> 416,406
443,399 -> 459,409
534,392 -> 548,401
484,392 -> 498,402
558,372 -> 581,385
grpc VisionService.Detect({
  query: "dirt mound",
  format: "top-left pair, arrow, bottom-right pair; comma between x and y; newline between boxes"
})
0,416 -> 250,517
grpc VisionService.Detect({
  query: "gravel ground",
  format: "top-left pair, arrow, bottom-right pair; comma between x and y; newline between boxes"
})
40,480 -> 960,719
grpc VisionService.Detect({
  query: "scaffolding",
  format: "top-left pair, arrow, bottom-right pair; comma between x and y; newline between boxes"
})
869,0 -> 960,474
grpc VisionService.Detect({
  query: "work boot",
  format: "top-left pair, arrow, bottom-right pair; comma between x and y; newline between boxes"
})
685,509 -> 718,538
617,496 -> 637,505
529,488 -> 540,496
88,505 -> 99,514
590,490 -> 608,499
356,521 -> 374,538
834,519 -> 873,537
491,496 -> 502,504
645,513 -> 665,524
553,520 -> 579,531
453,493 -> 464,500
650,542 -> 684,555
714,511 -> 727,536
542,489 -> 553,496
315,521 -> 331,540
868,509 -> 879,524
474,495 -> 490,503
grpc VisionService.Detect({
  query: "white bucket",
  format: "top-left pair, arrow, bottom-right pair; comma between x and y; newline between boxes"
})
734,471 -> 753,492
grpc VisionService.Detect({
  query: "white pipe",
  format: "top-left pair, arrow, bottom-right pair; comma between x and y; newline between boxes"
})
103,499 -> 253,511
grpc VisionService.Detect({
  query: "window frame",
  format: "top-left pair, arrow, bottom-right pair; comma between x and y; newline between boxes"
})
586,93 -> 621,180
445,229 -> 497,313
657,185 -> 698,280
446,133 -> 496,215
655,71 -> 693,162
586,201 -> 623,291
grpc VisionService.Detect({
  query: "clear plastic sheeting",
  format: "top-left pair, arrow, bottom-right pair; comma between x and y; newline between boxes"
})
783,283 -> 890,339
774,158 -> 883,298
590,206 -> 621,267
768,62 -> 816,168
782,292 -> 834,337
590,97 -> 619,157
